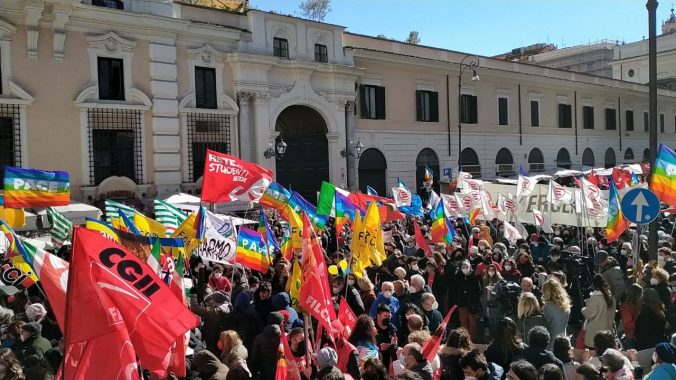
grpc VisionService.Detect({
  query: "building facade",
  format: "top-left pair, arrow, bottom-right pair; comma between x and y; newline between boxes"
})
1,0 -> 675,208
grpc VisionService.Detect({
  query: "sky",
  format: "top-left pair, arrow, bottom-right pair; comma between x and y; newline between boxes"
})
249,0 -> 673,56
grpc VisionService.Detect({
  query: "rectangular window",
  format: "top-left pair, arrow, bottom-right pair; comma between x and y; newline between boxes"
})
195,66 -> 217,109
187,113 -> 231,181
582,106 -> 594,129
460,94 -> 478,124
605,108 -> 617,130
97,57 -> 125,101
273,37 -> 289,58
660,113 -> 665,132
644,111 -> 649,132
314,44 -> 328,63
625,110 -> 634,131
558,103 -> 572,128
498,97 -> 508,126
530,100 -> 539,127
0,118 -> 14,174
360,85 -> 386,119
416,90 -> 439,122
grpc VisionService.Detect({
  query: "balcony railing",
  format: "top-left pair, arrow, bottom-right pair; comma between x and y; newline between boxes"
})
461,165 -> 482,178
529,162 -> 545,173
92,0 -> 124,9
496,163 -> 515,176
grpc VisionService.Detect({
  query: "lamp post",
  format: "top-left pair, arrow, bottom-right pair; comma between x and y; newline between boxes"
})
341,140 -> 364,159
264,136 -> 288,160
647,0 -> 659,260
457,55 -> 480,172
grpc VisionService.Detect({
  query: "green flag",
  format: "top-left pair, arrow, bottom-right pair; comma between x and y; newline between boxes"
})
46,207 -> 73,250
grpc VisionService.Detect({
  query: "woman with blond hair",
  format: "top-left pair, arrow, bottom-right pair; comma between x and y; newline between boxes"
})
219,330 -> 252,380
542,279 -> 571,349
516,292 -> 546,344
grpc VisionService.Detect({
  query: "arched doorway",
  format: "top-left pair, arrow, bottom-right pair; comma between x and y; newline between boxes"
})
416,148 -> 440,196
556,148 -> 572,169
624,148 -> 634,163
275,105 -> 328,202
459,148 -> 481,178
582,148 -> 595,168
495,148 -> 514,177
528,148 -> 545,172
643,148 -> 650,161
358,148 -> 387,196
604,148 -> 616,168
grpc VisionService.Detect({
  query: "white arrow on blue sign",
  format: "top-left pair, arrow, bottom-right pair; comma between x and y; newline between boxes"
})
620,188 -> 661,224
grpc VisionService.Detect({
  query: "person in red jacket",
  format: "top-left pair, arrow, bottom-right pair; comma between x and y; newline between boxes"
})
207,265 -> 232,293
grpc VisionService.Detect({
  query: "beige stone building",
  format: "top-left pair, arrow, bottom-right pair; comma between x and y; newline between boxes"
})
1,0 -> 675,208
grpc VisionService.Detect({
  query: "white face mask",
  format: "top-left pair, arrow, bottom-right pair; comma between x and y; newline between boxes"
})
347,279 -> 355,286
410,286 -> 420,294
504,264 -> 512,271
461,267 -> 471,275
333,287 -> 341,295
651,278 -> 659,285
550,256 -> 560,262
488,270 -> 496,277
411,265 -> 419,271
213,273 -> 222,279
465,377 -> 478,380
658,256 -> 666,268
653,352 -> 658,364
620,249 -> 627,256
383,291 -> 393,299
431,301 -> 439,310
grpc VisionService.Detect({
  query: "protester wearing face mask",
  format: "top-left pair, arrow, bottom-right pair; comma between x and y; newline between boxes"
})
476,250 -> 502,278
594,250 -> 626,303
648,267 -> 672,312
656,247 -> 676,274
517,248 -> 536,279
481,264 -> 507,337
206,264 -> 232,294
468,246 -> 484,267
356,276 -> 377,314
333,276 -> 365,316
407,257 -> 423,279
374,304 -> 397,367
452,260 -> 482,340
369,281 -> 400,319
501,258 -> 523,283
403,275 -> 429,308
287,327 -> 310,372
644,342 -> 676,380
530,235 -> 551,264
421,293 -> 443,332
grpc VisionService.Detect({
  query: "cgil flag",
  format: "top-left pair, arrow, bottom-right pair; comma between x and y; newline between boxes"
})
236,227 -> 269,274
104,199 -> 137,223
606,181 -> 629,243
3,167 -> 70,208
153,199 -> 187,236
516,175 -> 537,200
46,207 -> 73,250
650,144 -> 676,206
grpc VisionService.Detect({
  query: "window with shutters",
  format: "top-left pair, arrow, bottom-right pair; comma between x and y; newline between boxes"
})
97,57 -> 125,101
605,108 -> 617,130
644,111 -> 649,132
498,97 -> 508,125
273,37 -> 289,58
582,106 -> 594,129
626,110 -> 634,131
558,103 -> 572,128
360,85 -> 386,119
416,90 -> 438,122
530,100 -> 540,127
314,44 -> 328,63
195,66 -> 217,109
460,94 -> 478,124
660,113 -> 665,132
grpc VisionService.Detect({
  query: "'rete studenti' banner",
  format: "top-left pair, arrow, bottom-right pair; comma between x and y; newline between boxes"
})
201,150 -> 273,204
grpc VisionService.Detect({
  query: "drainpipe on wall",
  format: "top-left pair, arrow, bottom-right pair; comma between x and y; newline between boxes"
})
618,97 -> 622,151
574,91 -> 578,156
446,75 -> 451,157
518,84 -> 522,145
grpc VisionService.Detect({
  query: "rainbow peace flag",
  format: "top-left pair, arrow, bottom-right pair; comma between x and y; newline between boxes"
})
3,167 -> 69,208
280,227 -> 294,261
288,191 -> 327,229
335,191 -> 364,221
429,200 -> 452,244
258,211 -> 279,258
606,181 -> 629,243
236,227 -> 269,274
0,220 -> 37,287
650,144 -> 676,206
259,182 -> 291,210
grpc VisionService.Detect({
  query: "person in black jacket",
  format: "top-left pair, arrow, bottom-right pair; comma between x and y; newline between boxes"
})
452,260 -> 482,340
635,288 -> 668,350
250,312 -> 283,380
333,276 -> 365,316
254,282 -> 274,324
517,326 -> 564,371
374,304 -> 397,368
224,290 -> 264,351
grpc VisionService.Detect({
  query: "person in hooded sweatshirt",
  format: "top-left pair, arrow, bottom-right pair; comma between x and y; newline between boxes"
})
594,250 -> 626,303
250,312 -> 283,380
192,350 -> 229,380
517,326 -> 564,371
271,292 -> 299,331
223,290 -> 264,351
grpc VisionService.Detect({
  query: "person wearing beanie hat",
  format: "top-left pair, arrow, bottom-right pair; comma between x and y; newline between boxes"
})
635,288 -> 668,350
192,350 -> 229,380
13,321 -> 52,362
316,347 -> 344,380
190,291 -> 230,355
645,343 -> 676,380
25,303 -> 46,322
251,310 -> 283,380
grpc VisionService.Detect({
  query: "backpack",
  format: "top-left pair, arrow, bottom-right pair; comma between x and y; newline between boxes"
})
498,281 -> 522,318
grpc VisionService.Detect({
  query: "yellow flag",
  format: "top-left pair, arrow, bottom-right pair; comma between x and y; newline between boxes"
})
171,213 -> 200,254
350,210 -> 368,277
351,202 -> 384,276
364,202 -> 385,266
134,213 -> 167,238
282,204 -> 303,250
0,207 -> 25,228
286,260 -> 302,308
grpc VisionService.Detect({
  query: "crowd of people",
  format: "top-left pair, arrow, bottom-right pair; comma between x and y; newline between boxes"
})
2,206 -> 676,380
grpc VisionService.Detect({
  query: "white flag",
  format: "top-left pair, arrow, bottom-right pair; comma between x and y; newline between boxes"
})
497,192 -> 519,217
516,175 -> 538,200
455,193 -> 475,215
460,177 -> 485,194
441,194 -> 462,217
198,213 -> 237,265
391,186 -> 412,207
427,190 -> 441,211
503,220 -> 523,245
533,209 -> 554,234
547,180 -> 574,206
480,190 -> 500,220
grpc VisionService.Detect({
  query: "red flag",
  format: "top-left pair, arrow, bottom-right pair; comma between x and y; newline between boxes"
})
413,222 -> 432,255
201,149 -> 273,203
299,214 -> 335,335
348,193 -> 395,211
640,161 -> 651,178
63,327 -> 140,380
587,169 -> 600,187
421,305 -> 457,362
66,227 -> 199,371
275,334 -> 288,380
612,168 -> 632,189
378,206 -> 406,222
338,297 -> 357,332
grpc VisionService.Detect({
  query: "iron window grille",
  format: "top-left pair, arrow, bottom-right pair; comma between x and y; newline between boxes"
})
87,108 -> 143,186
273,38 -> 289,58
186,113 -> 231,182
314,44 -> 328,63
0,104 -> 21,179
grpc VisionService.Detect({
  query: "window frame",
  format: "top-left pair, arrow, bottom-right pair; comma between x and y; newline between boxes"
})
605,108 -> 617,130
460,94 -> 478,124
273,37 -> 289,58
660,113 -> 665,133
314,44 -> 328,63
558,103 -> 572,129
194,66 -> 217,109
498,96 -> 509,126
625,110 -> 634,131
530,99 -> 540,127
582,105 -> 594,130
360,84 -> 386,120
416,90 -> 439,122
644,111 -> 649,132
97,57 -> 125,101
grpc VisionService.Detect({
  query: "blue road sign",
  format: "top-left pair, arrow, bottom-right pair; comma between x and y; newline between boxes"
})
620,188 -> 661,224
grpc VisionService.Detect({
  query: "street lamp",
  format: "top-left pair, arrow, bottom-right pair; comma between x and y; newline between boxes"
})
457,54 -> 480,172
341,140 -> 364,159
264,136 -> 288,159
